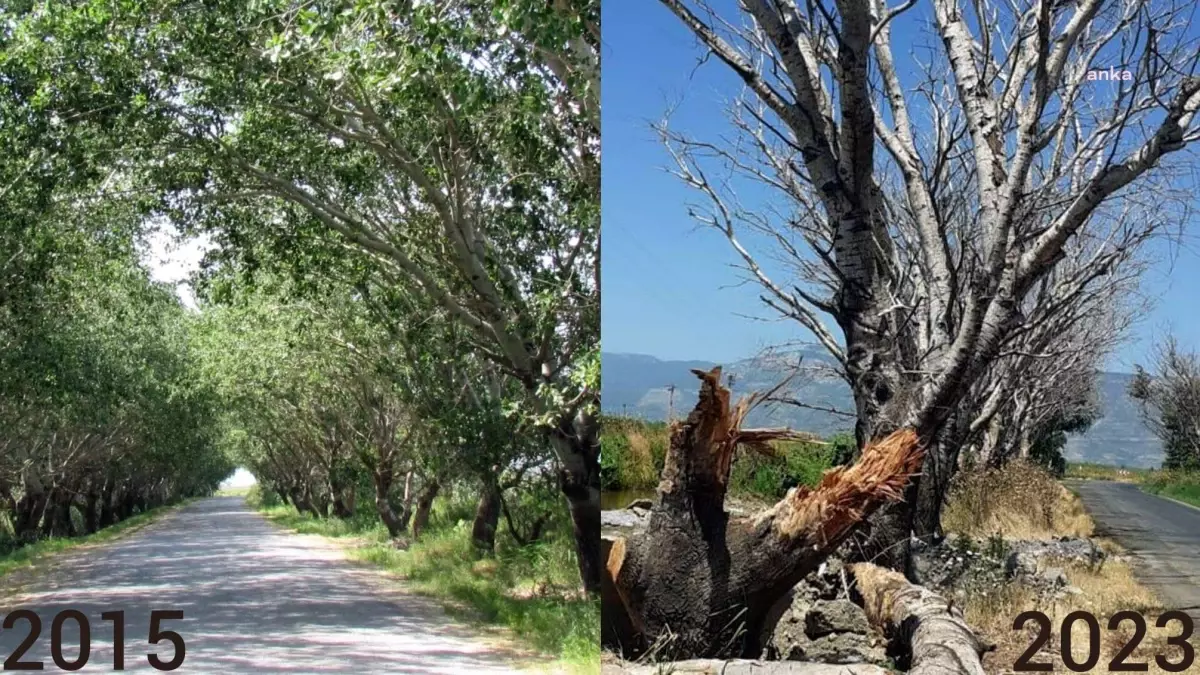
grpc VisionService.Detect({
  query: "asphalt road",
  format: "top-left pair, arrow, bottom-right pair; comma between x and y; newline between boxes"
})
1071,480 -> 1200,617
0,497 -> 534,673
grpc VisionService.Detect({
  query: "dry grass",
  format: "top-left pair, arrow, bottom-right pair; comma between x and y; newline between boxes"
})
943,461 -> 1093,539
623,431 -> 657,488
973,556 -> 1181,674
946,463 -> 1179,672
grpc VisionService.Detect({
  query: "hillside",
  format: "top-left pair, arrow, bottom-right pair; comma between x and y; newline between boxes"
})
602,352 -> 1164,468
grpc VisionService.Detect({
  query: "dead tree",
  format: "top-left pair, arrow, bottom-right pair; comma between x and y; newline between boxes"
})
657,0 -> 1200,564
604,367 -> 924,658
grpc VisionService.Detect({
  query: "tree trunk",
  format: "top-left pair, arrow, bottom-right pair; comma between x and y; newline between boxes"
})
13,489 -> 48,539
373,469 -> 407,537
412,479 -> 440,539
41,490 -> 74,538
84,491 -> 101,534
605,367 -> 924,659
329,474 -> 355,519
99,490 -> 118,527
550,410 -> 602,595
851,563 -> 989,674
471,476 -> 502,553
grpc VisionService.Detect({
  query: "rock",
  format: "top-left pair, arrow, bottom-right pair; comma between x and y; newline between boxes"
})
805,600 -> 870,637
626,498 -> 653,511
1039,567 -> 1068,588
391,536 -> 410,550
802,632 -> 886,665
769,593 -> 882,665
601,508 -> 648,531
770,609 -> 813,661
1005,551 -> 1040,578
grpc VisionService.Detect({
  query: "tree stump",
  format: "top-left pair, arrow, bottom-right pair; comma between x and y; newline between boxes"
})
604,367 -> 925,658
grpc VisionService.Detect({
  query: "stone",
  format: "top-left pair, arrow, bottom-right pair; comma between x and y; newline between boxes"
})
1039,567 -> 1068,588
802,633 -> 887,665
805,600 -> 870,637
1005,550 -> 1040,578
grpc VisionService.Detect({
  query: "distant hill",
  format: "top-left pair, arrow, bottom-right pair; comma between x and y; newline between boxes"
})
602,352 -> 1164,469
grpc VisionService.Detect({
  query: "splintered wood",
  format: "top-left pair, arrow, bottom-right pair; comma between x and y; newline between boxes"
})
603,366 -> 928,659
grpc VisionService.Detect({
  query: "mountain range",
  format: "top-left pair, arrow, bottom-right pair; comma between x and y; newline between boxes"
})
602,351 -> 1164,469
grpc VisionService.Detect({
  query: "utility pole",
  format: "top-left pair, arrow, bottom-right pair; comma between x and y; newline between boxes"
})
666,384 -> 676,422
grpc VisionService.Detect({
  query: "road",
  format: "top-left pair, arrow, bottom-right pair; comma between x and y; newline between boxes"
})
1071,480 -> 1200,617
0,497 -> 535,673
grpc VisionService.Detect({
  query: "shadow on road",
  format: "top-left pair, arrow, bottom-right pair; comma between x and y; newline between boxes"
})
0,497 -> 531,673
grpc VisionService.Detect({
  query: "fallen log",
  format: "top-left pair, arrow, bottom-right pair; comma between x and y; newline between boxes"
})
851,563 -> 989,675
601,659 -> 892,675
605,366 -> 925,658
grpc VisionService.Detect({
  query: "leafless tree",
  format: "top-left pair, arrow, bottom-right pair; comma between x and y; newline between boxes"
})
655,0 -> 1199,563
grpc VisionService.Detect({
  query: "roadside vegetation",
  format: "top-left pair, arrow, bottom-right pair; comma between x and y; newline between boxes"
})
941,461 -> 1175,673
247,486 -> 599,673
1142,471 -> 1200,508
600,415 -> 855,500
944,460 -> 1093,539
1064,462 -> 1155,482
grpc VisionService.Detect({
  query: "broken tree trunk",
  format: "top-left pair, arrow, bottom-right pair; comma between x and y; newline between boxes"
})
605,367 -> 924,658
851,563 -> 988,675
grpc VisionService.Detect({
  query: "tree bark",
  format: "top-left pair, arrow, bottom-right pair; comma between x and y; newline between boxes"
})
373,468 -> 407,537
605,367 -> 924,658
470,476 -> 501,553
550,409 -> 602,595
411,479 -> 440,539
84,490 -> 101,535
851,563 -> 989,675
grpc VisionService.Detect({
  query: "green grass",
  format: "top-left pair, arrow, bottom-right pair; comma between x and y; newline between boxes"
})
1142,470 -> 1200,508
0,500 -> 191,583
600,414 -> 852,499
248,487 -> 600,674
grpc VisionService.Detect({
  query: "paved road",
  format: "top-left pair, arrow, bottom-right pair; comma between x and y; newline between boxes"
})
1071,480 -> 1200,617
0,497 -> 534,673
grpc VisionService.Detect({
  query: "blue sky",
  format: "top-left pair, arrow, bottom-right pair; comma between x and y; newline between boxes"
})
600,1 -> 1200,373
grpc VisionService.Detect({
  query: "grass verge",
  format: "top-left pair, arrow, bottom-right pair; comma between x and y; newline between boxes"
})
1142,471 -> 1200,508
248,488 -> 600,674
0,500 -> 191,583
